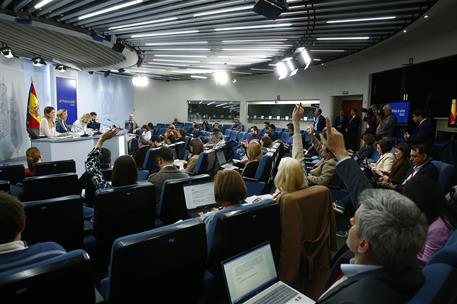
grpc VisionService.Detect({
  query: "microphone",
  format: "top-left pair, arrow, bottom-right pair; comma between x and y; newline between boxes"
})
106,118 -> 123,130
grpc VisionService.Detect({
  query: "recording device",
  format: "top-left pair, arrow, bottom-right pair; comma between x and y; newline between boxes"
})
253,0 -> 288,19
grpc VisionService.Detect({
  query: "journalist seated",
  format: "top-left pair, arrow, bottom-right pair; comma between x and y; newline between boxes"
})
0,192 -> 66,272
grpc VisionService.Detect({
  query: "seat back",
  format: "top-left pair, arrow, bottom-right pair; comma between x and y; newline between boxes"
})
107,219 -> 207,304
93,182 -> 156,242
0,250 -> 94,304
431,160 -> 455,193
142,147 -> 162,172
0,179 -> 10,192
22,195 -> 84,251
0,164 -> 25,184
208,200 -> 280,274
159,174 -> 212,224
406,263 -> 457,303
254,152 -> 274,181
34,160 -> 76,176
174,141 -> 186,160
193,151 -> 209,175
22,173 -> 80,201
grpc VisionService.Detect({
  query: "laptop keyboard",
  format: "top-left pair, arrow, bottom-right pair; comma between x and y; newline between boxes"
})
252,284 -> 298,304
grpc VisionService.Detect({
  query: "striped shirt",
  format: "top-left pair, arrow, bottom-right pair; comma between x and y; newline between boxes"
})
0,241 -> 66,272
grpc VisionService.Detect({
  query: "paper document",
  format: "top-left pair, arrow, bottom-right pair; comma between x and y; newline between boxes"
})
183,182 -> 216,210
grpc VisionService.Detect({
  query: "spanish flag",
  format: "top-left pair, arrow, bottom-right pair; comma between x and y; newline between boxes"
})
26,82 -> 41,129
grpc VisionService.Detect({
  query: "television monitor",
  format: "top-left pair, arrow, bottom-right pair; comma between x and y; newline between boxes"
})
387,101 -> 410,125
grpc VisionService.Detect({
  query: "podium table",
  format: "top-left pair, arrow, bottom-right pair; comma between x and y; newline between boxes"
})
32,130 -> 128,176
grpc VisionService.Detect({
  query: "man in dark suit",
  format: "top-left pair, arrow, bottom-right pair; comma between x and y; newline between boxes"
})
315,116 -> 427,304
404,109 -> 435,145
148,147 -> 188,209
313,108 -> 326,133
334,110 -> 347,135
345,108 -> 361,151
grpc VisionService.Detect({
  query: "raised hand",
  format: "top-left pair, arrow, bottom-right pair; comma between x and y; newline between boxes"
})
321,117 -> 348,160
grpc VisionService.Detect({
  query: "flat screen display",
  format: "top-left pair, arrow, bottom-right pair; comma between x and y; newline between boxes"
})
387,101 -> 410,125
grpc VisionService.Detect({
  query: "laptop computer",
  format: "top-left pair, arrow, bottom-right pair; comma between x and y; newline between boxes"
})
183,181 -> 217,216
222,243 -> 315,304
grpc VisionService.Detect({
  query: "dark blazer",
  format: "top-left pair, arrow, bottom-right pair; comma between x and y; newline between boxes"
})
317,267 -> 424,304
336,158 -> 372,207
410,119 -> 435,145
242,160 -> 259,178
346,115 -> 361,135
334,116 -> 348,133
314,115 -> 326,132
395,160 -> 439,192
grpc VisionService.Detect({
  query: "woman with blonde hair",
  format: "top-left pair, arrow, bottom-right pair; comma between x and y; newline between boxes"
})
25,147 -> 42,176
72,113 -> 91,133
242,140 -> 262,178
56,108 -> 69,133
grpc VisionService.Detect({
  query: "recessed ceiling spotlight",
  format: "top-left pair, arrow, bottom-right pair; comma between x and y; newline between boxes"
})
31,56 -> 46,67
55,64 -> 66,73
0,46 -> 14,59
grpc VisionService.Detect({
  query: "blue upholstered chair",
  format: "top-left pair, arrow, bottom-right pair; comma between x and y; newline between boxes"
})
431,160 -> 455,193
0,250 -> 95,304
22,195 -> 84,251
406,263 -> 457,303
100,219 -> 207,304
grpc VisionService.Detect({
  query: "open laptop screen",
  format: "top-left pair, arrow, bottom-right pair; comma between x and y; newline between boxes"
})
222,243 -> 277,304
183,182 -> 216,210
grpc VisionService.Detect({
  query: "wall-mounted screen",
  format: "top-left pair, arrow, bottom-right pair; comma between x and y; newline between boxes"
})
387,101 -> 410,125
188,100 -> 240,122
246,100 -> 320,122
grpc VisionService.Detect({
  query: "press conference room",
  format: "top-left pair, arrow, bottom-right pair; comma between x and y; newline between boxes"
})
1,0 -> 457,303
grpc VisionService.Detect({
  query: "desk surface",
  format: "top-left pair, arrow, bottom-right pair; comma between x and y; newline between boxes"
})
32,130 -> 128,143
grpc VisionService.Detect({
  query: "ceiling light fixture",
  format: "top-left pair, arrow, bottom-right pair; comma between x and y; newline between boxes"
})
31,56 -> 46,67
148,48 -> 211,51
154,54 -> 207,58
214,71 -> 229,85
250,68 -> 274,72
132,30 -> 199,38
275,61 -> 289,80
316,37 -> 370,40
0,46 -> 13,59
144,41 -> 208,46
55,64 -> 66,73
222,39 -> 288,43
109,17 -> 178,30
34,0 -> 54,9
310,49 -> 345,52
132,75 -> 149,87
79,0 -> 143,20
327,16 -> 396,23
297,47 -> 311,69
190,75 -> 208,79
194,5 -> 254,17
152,59 -> 200,63
215,23 -> 292,31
